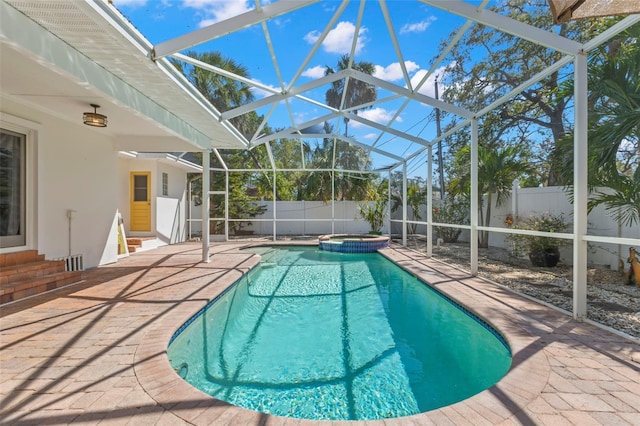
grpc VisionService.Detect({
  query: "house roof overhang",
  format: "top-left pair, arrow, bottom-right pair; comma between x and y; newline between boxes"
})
546,0 -> 640,23
0,0 -> 248,152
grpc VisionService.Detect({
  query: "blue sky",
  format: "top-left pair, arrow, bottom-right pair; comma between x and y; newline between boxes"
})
112,0 -> 482,174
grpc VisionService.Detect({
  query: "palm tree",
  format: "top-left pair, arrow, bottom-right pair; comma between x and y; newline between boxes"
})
305,123 -> 374,202
306,137 -> 334,202
556,24 -> 640,226
449,144 -> 533,248
391,180 -> 427,235
172,51 -> 256,135
325,55 -> 377,137
173,51 -> 264,234
585,26 -> 640,226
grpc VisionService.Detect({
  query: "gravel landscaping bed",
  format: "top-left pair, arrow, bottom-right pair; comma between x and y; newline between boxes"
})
399,238 -> 640,340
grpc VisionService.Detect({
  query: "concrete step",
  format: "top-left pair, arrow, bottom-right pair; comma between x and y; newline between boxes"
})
0,251 -> 84,305
0,250 -> 44,268
0,260 -> 66,285
0,270 -> 83,304
126,237 -> 165,253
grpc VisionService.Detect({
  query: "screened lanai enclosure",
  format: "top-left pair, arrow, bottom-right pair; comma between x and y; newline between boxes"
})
113,0 -> 640,324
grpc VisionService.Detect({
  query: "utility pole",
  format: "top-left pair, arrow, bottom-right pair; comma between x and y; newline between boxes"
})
435,76 -> 445,200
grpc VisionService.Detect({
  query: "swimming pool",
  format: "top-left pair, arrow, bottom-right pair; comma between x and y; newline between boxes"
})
167,246 -> 511,421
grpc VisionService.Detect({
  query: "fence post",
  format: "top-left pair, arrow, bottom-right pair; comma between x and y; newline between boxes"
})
512,179 -> 519,218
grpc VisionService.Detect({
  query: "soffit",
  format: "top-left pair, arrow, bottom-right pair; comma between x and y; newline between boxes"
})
2,0 -> 246,150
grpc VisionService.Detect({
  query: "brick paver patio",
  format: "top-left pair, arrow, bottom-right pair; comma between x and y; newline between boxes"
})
1,242 -> 638,425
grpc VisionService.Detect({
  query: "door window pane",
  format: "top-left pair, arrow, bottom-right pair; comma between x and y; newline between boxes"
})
134,175 -> 148,202
0,129 -> 26,247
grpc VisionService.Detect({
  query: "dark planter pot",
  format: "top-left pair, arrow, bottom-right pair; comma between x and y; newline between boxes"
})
529,248 -> 560,267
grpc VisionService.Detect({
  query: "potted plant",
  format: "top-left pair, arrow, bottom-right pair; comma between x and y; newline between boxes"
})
506,211 -> 571,267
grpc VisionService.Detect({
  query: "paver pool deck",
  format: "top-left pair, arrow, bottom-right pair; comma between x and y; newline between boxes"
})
1,241 -> 639,425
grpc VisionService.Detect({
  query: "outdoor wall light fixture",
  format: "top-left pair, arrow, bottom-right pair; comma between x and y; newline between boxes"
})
83,104 -> 108,127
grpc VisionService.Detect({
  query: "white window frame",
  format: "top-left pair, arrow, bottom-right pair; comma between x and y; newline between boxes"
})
0,112 -> 39,254
162,172 -> 168,196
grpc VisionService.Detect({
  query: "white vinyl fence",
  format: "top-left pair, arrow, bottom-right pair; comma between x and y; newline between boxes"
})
189,186 -> 639,270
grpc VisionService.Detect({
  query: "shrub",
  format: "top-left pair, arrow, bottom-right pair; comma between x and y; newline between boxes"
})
506,211 -> 571,257
358,198 -> 388,234
433,197 -> 470,243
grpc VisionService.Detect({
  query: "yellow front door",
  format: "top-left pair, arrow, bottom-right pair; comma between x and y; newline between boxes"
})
130,172 -> 151,232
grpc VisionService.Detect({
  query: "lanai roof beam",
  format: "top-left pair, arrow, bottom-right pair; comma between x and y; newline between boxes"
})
583,14 -> 640,52
423,0 -> 583,55
152,0 -> 321,60
344,112 -> 431,147
221,71 -> 344,121
284,133 -> 404,162
351,70 -> 474,119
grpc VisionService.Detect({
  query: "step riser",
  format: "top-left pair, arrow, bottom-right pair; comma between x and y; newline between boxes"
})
0,251 -> 83,305
0,251 -> 43,268
0,273 -> 81,304
1,261 -> 66,285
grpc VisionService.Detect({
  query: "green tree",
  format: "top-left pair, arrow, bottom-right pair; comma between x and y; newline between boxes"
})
172,50 -> 260,136
325,55 -> 377,137
440,0 -> 610,185
304,124 -> 375,202
391,179 -> 427,235
449,144 -> 533,248
587,28 -> 640,226
557,23 -> 640,226
358,178 -> 389,233
174,51 -> 268,234
254,138 -> 312,201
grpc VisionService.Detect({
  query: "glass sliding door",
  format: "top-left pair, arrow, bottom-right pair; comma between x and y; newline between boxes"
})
0,129 -> 26,248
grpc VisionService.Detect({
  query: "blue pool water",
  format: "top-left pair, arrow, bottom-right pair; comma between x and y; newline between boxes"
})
167,246 -> 511,421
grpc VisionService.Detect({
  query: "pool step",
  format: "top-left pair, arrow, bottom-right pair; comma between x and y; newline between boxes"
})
0,251 -> 84,304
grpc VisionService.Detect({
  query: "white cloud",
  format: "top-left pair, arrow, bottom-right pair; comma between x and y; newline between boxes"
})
305,21 -> 367,55
304,30 -> 320,44
302,65 -> 327,79
399,17 -> 436,34
181,0 -> 253,27
373,61 -> 420,82
410,63 -> 454,98
352,108 -> 401,127
250,81 -> 281,99
363,133 -> 378,140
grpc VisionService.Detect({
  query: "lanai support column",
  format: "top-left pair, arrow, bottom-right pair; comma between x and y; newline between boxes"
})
402,162 -> 407,246
332,170 -> 335,235
387,170 -> 391,236
427,146 -> 433,257
202,151 -> 210,263
225,171 -> 229,241
273,170 -> 277,241
470,119 -> 478,275
573,52 -> 588,319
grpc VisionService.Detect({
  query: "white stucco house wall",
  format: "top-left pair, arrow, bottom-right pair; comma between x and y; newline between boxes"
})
0,0 -> 246,269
